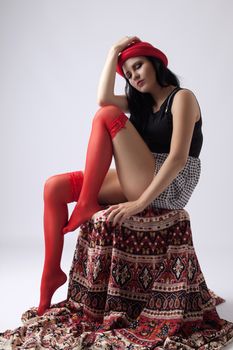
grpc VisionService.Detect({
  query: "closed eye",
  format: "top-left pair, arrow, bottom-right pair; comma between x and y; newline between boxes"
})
125,62 -> 142,79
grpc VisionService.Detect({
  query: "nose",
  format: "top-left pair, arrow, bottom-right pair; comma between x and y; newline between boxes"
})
132,71 -> 140,82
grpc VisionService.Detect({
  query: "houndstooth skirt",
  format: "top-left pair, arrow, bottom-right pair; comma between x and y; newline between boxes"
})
150,152 -> 201,209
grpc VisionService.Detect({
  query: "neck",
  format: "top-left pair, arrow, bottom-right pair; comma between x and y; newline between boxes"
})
150,84 -> 176,107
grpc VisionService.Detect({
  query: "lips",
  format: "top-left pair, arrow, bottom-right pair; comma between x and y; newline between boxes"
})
137,79 -> 145,87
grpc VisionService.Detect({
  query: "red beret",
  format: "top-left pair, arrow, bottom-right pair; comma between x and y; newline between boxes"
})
116,41 -> 168,77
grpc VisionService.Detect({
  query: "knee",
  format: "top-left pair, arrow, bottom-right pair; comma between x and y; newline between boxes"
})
93,105 -> 125,124
43,175 -> 60,201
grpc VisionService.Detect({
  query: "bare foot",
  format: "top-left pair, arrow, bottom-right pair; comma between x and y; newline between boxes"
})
37,270 -> 67,316
62,202 -> 103,235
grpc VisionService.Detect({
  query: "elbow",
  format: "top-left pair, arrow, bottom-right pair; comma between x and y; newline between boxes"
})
97,98 -> 103,106
97,91 -> 112,106
97,98 -> 109,107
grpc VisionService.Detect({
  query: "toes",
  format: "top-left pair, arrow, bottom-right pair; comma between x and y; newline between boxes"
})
63,228 -> 70,235
63,224 -> 76,234
37,306 -> 48,316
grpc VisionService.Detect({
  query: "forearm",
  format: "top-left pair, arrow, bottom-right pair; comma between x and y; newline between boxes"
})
97,47 -> 119,105
139,155 -> 186,208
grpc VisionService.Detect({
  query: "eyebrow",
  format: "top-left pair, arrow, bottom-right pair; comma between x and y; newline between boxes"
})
124,60 -> 142,76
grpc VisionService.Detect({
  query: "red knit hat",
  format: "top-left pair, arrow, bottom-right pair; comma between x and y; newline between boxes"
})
116,41 -> 168,77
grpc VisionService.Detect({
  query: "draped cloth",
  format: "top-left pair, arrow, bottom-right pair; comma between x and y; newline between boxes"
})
1,207 -> 233,349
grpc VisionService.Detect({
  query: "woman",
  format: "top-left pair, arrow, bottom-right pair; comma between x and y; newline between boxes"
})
37,36 -> 203,316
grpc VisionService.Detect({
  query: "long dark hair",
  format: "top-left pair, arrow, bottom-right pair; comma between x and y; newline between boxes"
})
124,56 -> 181,135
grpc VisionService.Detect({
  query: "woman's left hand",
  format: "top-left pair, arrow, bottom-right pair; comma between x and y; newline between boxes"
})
103,200 -> 146,226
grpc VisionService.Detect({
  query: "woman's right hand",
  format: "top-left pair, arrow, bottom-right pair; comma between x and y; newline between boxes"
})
111,36 -> 141,54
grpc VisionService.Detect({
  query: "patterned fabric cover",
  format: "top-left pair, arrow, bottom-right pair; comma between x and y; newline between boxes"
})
151,153 -> 201,209
0,207 -> 233,350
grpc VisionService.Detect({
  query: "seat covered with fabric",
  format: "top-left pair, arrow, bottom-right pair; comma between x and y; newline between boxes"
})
1,207 -> 233,349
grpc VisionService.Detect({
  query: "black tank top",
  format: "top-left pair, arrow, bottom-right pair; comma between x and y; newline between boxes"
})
129,87 -> 203,158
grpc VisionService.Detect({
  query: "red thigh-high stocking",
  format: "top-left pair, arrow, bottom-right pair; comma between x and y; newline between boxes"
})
62,105 -> 128,234
37,171 -> 83,316
37,104 -> 127,316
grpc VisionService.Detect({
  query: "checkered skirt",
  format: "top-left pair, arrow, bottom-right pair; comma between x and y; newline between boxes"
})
150,152 -> 201,209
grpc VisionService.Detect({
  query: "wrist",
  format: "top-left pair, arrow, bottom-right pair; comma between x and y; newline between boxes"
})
109,46 -> 121,55
136,197 -> 148,211
138,189 -> 154,208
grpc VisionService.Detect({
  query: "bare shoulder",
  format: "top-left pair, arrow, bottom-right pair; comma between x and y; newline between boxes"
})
173,88 -> 200,106
172,88 -> 201,121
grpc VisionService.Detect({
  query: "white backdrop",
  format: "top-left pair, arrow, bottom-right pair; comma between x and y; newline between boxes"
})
0,0 -> 233,338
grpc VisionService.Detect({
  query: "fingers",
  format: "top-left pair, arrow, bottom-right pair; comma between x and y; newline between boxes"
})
63,226 -> 69,234
127,35 -> 141,42
113,36 -> 141,53
62,226 -> 73,234
125,36 -> 141,47
103,205 -> 127,227
103,204 -> 118,213
107,207 -> 121,225
117,213 -> 126,226
112,210 -> 125,226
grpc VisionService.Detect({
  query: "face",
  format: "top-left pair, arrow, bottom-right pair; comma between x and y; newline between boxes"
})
122,56 -> 157,92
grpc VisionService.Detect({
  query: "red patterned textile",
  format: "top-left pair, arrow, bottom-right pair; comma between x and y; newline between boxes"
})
0,207 -> 233,349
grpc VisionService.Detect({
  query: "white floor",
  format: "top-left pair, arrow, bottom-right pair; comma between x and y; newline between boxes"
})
0,231 -> 233,349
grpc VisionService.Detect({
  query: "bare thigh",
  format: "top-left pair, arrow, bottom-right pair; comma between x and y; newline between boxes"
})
47,120 -> 155,205
98,168 -> 128,205
112,120 -> 156,201
97,120 -> 156,204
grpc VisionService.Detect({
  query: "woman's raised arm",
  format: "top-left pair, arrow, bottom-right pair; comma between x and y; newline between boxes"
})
97,36 -> 140,113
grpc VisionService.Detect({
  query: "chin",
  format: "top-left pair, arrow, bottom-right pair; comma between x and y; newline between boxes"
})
138,86 -> 150,94
135,84 -> 148,92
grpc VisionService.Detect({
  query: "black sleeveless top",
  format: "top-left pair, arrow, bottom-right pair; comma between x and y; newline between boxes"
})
129,87 -> 203,158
